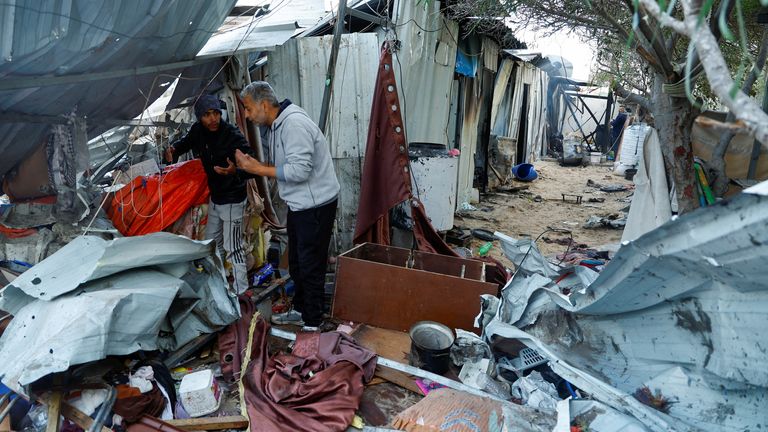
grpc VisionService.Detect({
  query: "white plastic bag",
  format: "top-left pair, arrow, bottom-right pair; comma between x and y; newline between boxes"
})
510,371 -> 559,411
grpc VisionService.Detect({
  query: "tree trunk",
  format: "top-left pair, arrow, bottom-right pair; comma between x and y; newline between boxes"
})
651,73 -> 699,214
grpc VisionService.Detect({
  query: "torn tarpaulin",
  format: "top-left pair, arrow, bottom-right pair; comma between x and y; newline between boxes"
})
485,187 -> 768,431
0,233 -> 239,392
239,317 -> 377,432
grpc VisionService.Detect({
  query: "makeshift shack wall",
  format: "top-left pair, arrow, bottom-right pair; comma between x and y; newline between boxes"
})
488,59 -> 549,183
269,33 -> 379,251
390,0 -> 459,147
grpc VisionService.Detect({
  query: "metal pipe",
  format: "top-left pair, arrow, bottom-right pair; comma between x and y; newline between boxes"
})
87,386 -> 116,432
318,0 -> 349,133
0,396 -> 18,424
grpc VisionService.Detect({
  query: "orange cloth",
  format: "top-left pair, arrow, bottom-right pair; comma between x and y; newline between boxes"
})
109,159 -> 209,236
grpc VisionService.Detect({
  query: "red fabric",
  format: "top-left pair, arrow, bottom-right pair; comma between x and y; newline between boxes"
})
108,159 -> 209,236
353,42 -> 457,256
240,318 -> 377,432
0,224 -> 36,238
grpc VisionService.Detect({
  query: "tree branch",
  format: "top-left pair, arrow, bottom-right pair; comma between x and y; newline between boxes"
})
612,82 -> 652,112
679,0 -> 768,145
637,0 -> 687,33
634,3 -> 677,77
639,0 -> 768,144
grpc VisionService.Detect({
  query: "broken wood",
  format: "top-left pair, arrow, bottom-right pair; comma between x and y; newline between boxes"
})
45,391 -> 62,432
165,415 -> 249,431
250,276 -> 290,305
352,325 -> 411,364
60,402 -> 112,432
374,366 -> 423,395
164,332 -> 218,368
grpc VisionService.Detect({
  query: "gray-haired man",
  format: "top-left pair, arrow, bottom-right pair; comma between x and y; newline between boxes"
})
235,81 -> 339,331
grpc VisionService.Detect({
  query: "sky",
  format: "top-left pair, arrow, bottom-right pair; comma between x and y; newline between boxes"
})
515,27 -> 598,82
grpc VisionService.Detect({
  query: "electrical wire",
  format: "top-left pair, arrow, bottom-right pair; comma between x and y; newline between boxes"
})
506,227 -> 573,284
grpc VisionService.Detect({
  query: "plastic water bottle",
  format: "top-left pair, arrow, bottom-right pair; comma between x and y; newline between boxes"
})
478,242 -> 492,257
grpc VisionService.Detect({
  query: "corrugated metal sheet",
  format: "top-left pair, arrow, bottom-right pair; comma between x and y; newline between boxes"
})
0,0 -> 235,179
197,0 -> 329,58
456,76 -> 483,205
482,37 -> 499,72
391,0 -> 458,147
490,59 -> 549,163
486,186 -> 768,431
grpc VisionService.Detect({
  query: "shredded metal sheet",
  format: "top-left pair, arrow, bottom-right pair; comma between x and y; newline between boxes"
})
0,233 -> 239,392
488,187 -> 768,431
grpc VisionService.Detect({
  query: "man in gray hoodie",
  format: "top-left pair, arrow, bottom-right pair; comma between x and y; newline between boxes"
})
235,81 -> 340,331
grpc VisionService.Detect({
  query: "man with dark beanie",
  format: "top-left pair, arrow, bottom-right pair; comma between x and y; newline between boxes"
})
165,94 -> 252,294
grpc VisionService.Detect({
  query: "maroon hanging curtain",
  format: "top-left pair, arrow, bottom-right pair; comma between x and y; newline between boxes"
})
353,42 -> 457,257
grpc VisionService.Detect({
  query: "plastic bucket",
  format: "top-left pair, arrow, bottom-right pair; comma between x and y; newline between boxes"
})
409,321 -> 455,374
511,163 -> 538,182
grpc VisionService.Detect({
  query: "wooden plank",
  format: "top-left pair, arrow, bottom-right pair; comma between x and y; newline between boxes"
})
164,332 -> 218,368
352,325 -> 411,364
352,325 -> 423,394
165,416 -> 249,431
45,391 -> 62,432
374,366 -> 422,395
60,402 -> 112,432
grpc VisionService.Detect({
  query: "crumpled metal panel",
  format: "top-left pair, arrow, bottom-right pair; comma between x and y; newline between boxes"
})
0,0 -> 235,179
486,186 -> 768,431
196,0 -> 331,59
0,232 -> 240,393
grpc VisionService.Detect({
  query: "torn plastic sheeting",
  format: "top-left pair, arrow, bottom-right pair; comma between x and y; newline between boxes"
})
497,263 -> 598,329
0,233 -> 239,393
486,188 -> 768,431
495,232 -> 559,278
1,233 -> 217,310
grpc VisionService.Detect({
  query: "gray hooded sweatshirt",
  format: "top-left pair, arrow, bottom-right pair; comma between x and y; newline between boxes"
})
269,103 -> 340,211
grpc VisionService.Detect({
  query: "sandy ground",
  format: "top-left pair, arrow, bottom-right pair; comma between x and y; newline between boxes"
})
456,159 -> 634,267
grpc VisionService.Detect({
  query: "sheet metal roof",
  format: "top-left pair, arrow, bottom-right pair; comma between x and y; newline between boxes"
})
0,0 -> 236,179
196,0 -> 329,58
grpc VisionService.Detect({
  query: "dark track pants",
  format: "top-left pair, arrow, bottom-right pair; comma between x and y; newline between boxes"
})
287,199 -> 337,326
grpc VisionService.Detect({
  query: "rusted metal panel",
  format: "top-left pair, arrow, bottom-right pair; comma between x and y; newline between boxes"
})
332,243 -> 497,332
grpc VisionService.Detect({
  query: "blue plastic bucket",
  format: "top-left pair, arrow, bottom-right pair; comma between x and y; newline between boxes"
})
511,163 -> 538,181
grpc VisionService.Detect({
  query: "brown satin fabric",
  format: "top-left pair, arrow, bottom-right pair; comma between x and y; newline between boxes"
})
353,42 -> 457,257
218,296 -> 257,384
241,318 -> 377,432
